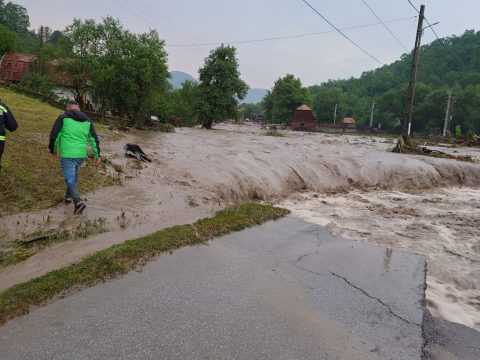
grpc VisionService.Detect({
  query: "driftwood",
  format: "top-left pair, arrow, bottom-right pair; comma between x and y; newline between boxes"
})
453,135 -> 480,147
392,135 -> 476,163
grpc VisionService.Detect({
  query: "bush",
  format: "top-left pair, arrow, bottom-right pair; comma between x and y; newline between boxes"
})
19,72 -> 54,96
466,129 -> 476,140
455,125 -> 462,140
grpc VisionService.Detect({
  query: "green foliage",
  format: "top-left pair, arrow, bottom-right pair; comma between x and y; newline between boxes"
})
308,30 -> 480,133
455,125 -> 462,139
196,45 -> 249,129
0,25 -> 18,55
466,129 -> 475,140
262,74 -> 311,124
0,0 -> 29,35
309,85 -> 347,124
0,1 -> 38,53
19,71 -> 54,95
240,102 -> 263,120
61,17 -> 169,127
170,80 -> 199,126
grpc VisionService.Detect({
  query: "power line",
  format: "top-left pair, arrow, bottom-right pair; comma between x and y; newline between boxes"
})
300,0 -> 384,65
360,0 -> 408,51
136,0 -> 205,46
166,16 -> 416,47
406,0 -> 442,41
117,0 -> 205,57
118,0 -> 265,79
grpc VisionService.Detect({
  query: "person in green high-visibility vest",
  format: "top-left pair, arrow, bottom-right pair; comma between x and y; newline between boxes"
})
0,101 -> 19,171
49,101 -> 101,215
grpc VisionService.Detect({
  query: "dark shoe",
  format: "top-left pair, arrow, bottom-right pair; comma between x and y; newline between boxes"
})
74,201 -> 86,215
64,194 -> 73,204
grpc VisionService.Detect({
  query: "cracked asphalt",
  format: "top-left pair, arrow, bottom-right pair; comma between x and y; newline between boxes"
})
0,217 -> 465,359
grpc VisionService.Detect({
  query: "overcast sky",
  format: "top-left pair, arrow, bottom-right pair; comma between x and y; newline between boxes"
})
14,0 -> 480,89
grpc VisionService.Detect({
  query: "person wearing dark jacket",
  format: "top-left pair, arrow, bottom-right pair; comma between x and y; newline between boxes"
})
0,101 -> 19,171
49,101 -> 101,214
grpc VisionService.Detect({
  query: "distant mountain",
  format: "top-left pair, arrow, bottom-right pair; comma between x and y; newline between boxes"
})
169,71 -> 197,89
243,88 -> 268,104
169,71 -> 267,104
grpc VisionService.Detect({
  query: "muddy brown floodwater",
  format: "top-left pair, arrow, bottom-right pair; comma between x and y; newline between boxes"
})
1,124 -> 479,331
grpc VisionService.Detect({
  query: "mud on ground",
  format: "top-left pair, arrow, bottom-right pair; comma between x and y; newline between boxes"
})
1,124 -> 479,331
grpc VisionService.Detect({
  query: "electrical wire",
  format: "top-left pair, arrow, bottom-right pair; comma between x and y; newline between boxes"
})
406,0 -> 442,41
360,0 -> 408,50
165,16 -> 416,47
300,0 -> 384,65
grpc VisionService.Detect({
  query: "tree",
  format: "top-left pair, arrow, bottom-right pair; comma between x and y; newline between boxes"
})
0,0 -> 30,35
0,25 -> 17,55
310,85 -> 347,124
304,30 -> 480,133
48,30 -> 64,45
196,45 -> 248,129
262,74 -> 311,124
170,80 -> 200,126
60,18 -> 102,107
241,102 -> 263,121
117,30 -> 169,126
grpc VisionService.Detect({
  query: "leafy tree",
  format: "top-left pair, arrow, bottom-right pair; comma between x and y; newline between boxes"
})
196,45 -> 248,129
48,30 -> 64,45
305,30 -> 480,133
0,0 -> 29,35
60,18 -> 102,106
240,102 -> 263,121
0,25 -> 17,55
262,74 -> 311,124
170,80 -> 199,126
117,30 -> 169,126
310,85 -> 347,124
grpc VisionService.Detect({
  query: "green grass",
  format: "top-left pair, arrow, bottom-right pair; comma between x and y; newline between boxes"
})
0,203 -> 289,325
0,88 -> 120,214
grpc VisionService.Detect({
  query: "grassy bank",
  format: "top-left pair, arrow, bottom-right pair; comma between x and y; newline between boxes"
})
0,203 -> 289,325
0,88 -> 120,213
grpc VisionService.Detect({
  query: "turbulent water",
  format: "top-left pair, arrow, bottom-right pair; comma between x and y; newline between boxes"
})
1,124 -> 479,331
281,187 -> 480,331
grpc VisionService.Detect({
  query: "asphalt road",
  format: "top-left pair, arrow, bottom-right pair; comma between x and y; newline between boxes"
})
0,217 -> 478,359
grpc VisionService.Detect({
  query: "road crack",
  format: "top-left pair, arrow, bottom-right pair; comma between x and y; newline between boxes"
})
328,270 -> 421,327
292,251 -> 422,327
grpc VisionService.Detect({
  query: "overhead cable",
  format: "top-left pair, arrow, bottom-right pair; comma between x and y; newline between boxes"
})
300,0 -> 384,65
361,0 -> 408,50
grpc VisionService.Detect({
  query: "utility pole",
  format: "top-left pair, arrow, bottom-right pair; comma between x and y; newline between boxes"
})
369,102 -> 375,127
443,91 -> 453,137
272,91 -> 276,124
403,4 -> 425,137
333,103 -> 337,125
38,26 -> 44,75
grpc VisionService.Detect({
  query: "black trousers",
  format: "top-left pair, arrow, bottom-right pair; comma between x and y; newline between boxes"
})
0,141 -> 4,168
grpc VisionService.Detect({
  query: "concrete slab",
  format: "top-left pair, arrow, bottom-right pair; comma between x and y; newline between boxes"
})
0,217 -> 428,359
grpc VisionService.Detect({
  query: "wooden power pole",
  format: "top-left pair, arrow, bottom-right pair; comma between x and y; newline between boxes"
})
443,91 -> 453,137
333,103 -> 337,125
369,102 -> 375,127
403,4 -> 425,137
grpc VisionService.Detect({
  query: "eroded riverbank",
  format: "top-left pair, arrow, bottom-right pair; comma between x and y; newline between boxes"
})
1,124 -> 479,331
